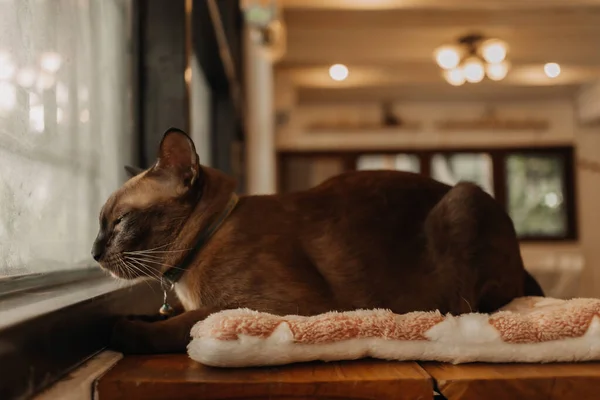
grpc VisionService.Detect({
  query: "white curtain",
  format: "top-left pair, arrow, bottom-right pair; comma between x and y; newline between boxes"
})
0,0 -> 133,276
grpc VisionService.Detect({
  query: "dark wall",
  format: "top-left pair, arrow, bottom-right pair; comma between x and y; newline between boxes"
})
211,91 -> 245,193
192,0 -> 245,190
138,0 -> 189,167
137,0 -> 244,190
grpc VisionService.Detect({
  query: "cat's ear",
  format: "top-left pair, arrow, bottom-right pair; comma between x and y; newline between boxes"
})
124,165 -> 144,178
155,128 -> 201,188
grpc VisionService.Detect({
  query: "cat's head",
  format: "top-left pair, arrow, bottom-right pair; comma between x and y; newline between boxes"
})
91,128 -> 202,279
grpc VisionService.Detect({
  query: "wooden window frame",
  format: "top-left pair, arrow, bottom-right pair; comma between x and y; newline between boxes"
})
278,146 -> 577,242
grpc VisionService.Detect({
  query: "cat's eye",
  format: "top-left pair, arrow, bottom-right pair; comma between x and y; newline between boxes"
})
115,213 -> 129,225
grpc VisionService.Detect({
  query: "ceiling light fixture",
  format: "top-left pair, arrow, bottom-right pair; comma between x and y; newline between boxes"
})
544,62 -> 561,78
434,46 -> 461,70
463,56 -> 485,83
329,64 -> 349,81
434,34 -> 510,86
480,39 -> 507,64
444,68 -> 466,86
486,61 -> 510,81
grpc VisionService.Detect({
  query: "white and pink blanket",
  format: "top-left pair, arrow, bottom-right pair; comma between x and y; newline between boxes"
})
187,297 -> 600,367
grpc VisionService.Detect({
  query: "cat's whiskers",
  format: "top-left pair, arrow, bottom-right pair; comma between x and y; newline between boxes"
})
117,257 -> 138,283
124,248 -> 192,255
126,262 -> 161,290
119,254 -> 144,276
126,255 -> 183,271
134,240 -> 179,252
128,255 -> 192,271
113,257 -> 131,289
123,263 -> 162,294
126,253 -> 165,262
115,256 -> 127,278
124,257 -> 164,281
122,240 -> 187,256
126,255 -> 189,271
119,256 -> 157,293
127,265 -> 167,287
110,257 -> 121,283
126,258 -> 177,292
124,250 -> 193,266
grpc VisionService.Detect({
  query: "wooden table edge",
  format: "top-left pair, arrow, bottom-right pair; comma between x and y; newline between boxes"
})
419,361 -> 600,400
95,356 -> 436,400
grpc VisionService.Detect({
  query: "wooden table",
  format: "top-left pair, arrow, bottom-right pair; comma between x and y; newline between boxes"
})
422,362 -> 600,400
96,356 -> 600,400
97,355 -> 434,400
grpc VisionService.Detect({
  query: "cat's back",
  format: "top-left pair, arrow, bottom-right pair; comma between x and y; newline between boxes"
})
291,170 -> 452,222
232,170 -> 451,260
279,170 -> 454,275
311,169 -> 449,196
275,170 -> 454,311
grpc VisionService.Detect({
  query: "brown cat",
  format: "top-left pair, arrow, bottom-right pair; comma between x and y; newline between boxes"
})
93,128 -> 544,354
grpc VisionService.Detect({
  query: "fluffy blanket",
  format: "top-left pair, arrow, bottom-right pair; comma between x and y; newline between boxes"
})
187,297 -> 600,367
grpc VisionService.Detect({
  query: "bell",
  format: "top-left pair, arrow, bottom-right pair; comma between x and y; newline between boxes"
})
159,302 -> 174,316
159,286 -> 174,317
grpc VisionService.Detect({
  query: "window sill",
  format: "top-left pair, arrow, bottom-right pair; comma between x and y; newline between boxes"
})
0,269 -> 161,400
0,269 -> 122,330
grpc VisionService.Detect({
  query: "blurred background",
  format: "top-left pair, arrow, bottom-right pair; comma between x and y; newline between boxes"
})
1,0 -> 599,300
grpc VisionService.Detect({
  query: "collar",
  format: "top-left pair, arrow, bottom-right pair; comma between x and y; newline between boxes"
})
162,192 -> 239,285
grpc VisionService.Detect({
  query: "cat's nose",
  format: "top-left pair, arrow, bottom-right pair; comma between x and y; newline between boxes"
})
92,233 -> 106,261
91,247 -> 103,261
91,244 -> 103,261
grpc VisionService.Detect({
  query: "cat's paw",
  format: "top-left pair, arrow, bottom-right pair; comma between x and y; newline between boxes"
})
123,314 -> 168,323
110,317 -> 157,354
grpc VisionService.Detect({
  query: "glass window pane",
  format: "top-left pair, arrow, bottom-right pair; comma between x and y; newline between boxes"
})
0,0 -> 133,277
506,153 -> 567,237
357,154 -> 420,173
431,153 -> 494,195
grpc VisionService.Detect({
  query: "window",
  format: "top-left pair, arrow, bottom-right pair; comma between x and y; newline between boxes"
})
431,153 -> 494,196
352,148 -> 576,240
0,1 -> 141,398
190,54 -> 212,166
357,154 -> 420,173
0,0 -> 134,277
280,146 -> 576,241
506,153 -> 568,238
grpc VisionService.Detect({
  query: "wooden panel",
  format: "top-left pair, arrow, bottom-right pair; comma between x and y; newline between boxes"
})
284,27 -> 600,65
422,362 -> 600,400
278,0 -> 600,10
96,355 -> 434,400
295,85 -> 581,104
283,8 -> 600,30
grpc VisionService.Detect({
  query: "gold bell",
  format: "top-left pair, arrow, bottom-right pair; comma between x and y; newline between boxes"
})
159,302 -> 173,316
159,287 -> 174,316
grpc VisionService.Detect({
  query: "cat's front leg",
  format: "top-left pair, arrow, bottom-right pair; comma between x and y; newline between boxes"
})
122,314 -> 168,323
110,307 -> 221,354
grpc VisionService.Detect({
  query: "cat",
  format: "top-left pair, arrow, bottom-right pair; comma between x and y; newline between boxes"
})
92,128 -> 544,354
